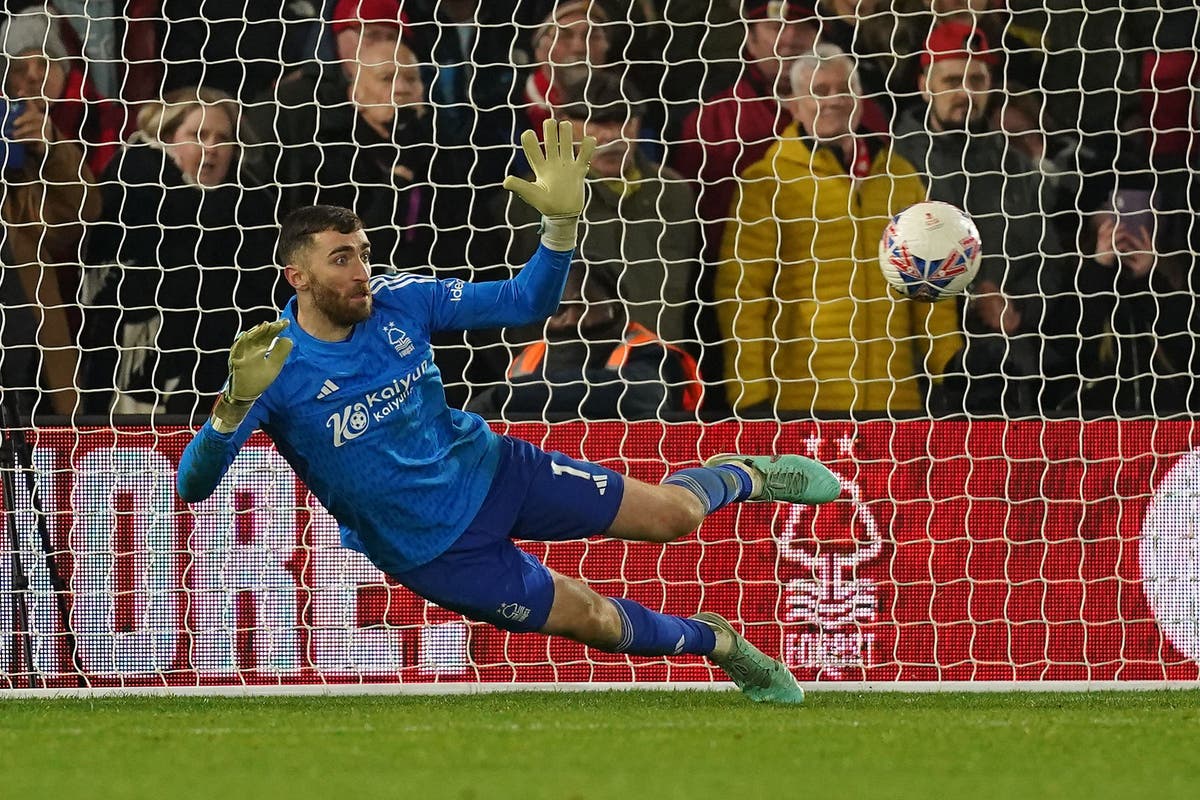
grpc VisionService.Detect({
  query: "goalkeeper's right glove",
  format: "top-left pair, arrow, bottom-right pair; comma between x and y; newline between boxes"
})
211,320 -> 293,433
502,119 -> 597,251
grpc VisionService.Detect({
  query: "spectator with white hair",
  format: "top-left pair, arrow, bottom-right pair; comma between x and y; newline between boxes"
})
716,44 -> 961,416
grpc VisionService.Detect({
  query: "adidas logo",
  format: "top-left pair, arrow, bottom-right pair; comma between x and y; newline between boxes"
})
316,379 -> 340,399
592,474 -> 608,495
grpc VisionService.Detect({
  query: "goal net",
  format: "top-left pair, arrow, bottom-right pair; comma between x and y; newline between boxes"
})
2,1 -> 1199,691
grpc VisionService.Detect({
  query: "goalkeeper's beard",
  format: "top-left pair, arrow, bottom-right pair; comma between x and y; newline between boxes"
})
310,278 -> 373,327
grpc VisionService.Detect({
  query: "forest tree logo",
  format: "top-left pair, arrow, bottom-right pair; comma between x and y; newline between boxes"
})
777,433 -> 884,676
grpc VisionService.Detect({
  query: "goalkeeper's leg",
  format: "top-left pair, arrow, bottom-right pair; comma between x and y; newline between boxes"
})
393,437 -> 831,703
604,453 -> 841,544
540,572 -> 806,704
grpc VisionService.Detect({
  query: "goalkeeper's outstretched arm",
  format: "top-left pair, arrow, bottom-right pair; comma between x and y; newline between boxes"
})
420,119 -> 596,332
177,320 -> 292,503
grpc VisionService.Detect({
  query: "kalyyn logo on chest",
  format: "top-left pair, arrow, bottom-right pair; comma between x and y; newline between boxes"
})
326,360 -> 430,447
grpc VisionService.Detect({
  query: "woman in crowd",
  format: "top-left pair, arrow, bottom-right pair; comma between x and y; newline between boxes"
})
80,86 -> 283,418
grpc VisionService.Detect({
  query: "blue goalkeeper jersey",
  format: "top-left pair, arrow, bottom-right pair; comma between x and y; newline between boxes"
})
177,244 -> 574,574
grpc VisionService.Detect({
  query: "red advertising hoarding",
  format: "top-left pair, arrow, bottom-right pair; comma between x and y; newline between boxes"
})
3,420 -> 1199,687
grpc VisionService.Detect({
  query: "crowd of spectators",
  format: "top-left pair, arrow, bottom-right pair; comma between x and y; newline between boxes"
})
0,0 -> 1197,421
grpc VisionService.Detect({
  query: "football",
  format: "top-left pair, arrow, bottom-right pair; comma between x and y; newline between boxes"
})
878,201 -> 982,302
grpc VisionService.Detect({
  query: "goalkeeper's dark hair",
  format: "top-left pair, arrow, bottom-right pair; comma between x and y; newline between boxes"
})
278,205 -> 364,266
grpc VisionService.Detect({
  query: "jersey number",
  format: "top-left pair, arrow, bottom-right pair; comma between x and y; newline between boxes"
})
551,462 -> 593,481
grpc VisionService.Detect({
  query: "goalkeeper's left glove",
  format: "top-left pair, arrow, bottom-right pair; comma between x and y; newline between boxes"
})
502,119 -> 597,251
211,320 -> 293,433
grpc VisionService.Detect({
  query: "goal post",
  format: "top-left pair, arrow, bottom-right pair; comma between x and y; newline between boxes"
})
3,2 -> 1200,692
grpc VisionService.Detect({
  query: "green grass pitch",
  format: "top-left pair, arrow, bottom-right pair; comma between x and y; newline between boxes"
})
3,690 -> 1199,799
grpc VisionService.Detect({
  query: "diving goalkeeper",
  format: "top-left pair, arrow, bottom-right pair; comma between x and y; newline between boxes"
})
177,120 -> 841,704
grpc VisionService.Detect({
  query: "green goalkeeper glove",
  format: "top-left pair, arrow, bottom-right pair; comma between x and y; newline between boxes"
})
211,320 -> 293,433
502,119 -> 597,251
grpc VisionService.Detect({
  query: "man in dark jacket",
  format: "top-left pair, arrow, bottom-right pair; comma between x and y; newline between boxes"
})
892,21 -> 1077,414
502,70 -> 700,350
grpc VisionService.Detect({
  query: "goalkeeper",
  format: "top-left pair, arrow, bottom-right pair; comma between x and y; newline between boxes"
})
177,120 -> 840,704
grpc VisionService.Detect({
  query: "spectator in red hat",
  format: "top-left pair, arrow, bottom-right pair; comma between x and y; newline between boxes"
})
916,22 -> 999,131
893,22 -> 1076,414
521,1 -> 612,134
891,0 -> 1053,107
245,0 -> 409,214
668,1 -> 818,407
331,0 -> 409,76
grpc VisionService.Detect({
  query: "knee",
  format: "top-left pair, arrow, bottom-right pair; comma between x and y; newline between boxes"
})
651,490 -> 706,542
558,593 -> 622,651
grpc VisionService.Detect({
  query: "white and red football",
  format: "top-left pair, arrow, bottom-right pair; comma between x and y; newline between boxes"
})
878,201 -> 982,302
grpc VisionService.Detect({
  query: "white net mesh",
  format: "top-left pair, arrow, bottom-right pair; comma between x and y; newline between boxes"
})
2,1 -> 1200,689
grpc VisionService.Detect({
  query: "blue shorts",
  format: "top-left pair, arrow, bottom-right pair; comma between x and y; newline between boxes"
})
393,435 -> 624,633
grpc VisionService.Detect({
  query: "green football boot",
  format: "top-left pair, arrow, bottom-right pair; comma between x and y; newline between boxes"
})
704,453 -> 841,505
692,612 -> 805,704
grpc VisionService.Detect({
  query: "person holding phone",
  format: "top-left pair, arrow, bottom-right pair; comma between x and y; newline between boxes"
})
0,8 -> 123,176
1094,190 -> 1160,281
1075,187 -> 1200,414
0,64 -> 101,418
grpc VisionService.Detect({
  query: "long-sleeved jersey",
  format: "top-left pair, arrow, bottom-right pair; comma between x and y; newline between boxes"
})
177,244 -> 573,574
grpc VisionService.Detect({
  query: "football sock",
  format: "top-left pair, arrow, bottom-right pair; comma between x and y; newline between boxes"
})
608,598 -> 717,656
662,465 -> 753,514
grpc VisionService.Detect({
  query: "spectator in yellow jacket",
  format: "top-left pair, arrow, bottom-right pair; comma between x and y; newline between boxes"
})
716,43 -> 961,415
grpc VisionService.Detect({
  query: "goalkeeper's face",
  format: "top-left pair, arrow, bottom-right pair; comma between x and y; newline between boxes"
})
289,229 -> 374,328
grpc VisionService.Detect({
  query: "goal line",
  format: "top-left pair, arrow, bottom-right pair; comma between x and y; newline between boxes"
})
4,681 -> 1199,700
